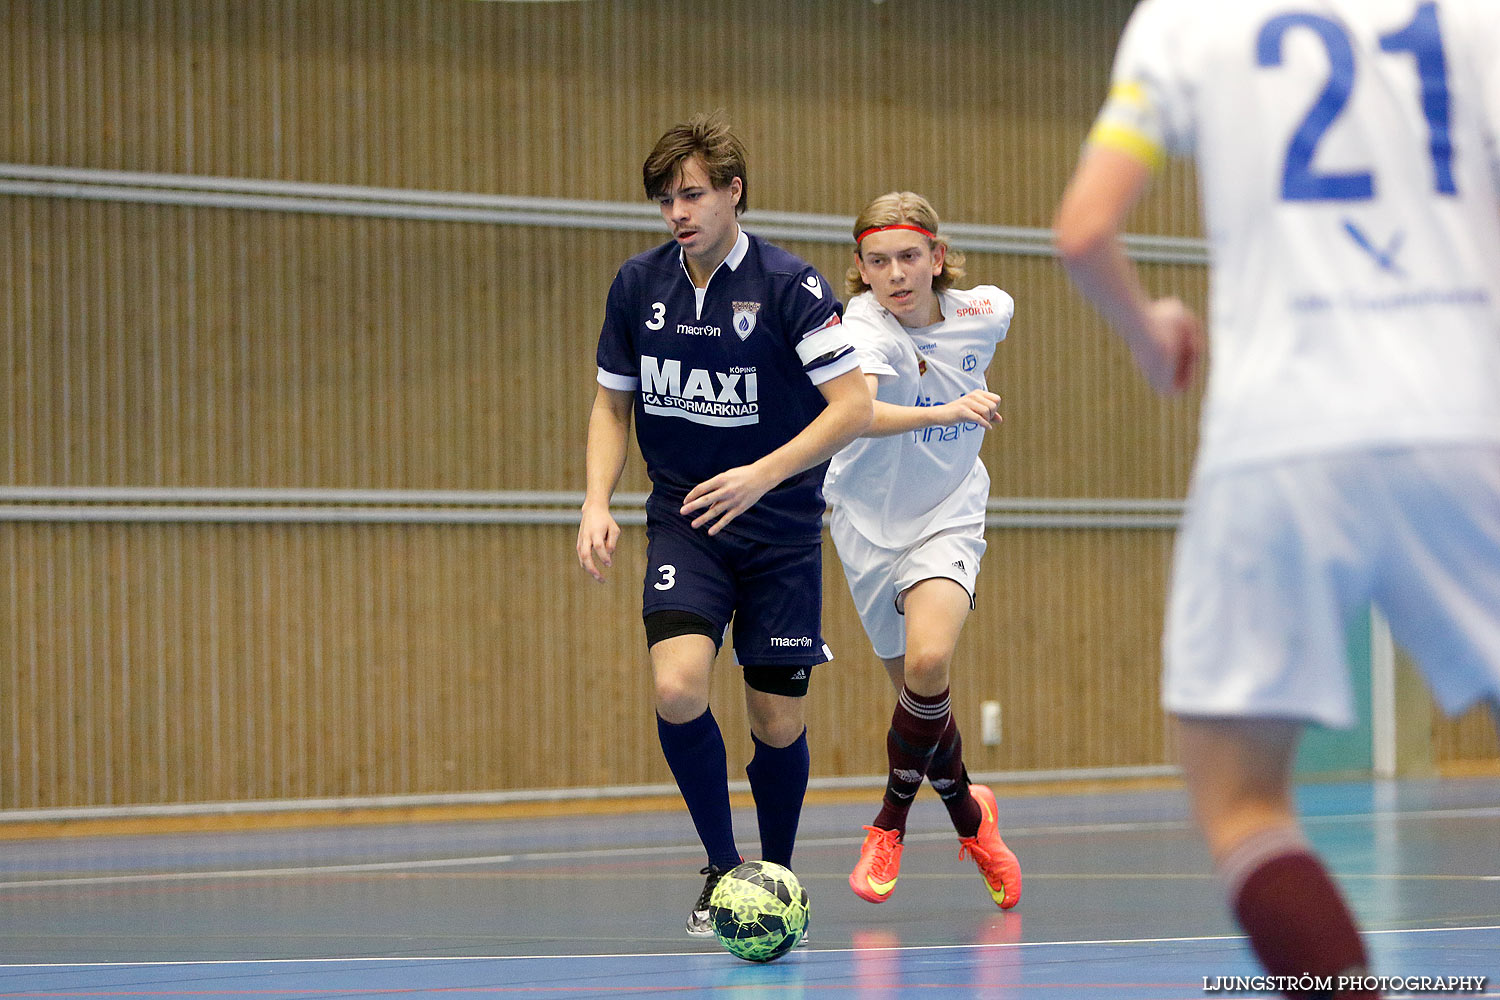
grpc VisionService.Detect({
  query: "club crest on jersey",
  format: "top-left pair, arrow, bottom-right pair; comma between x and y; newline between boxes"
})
731,301 -> 761,340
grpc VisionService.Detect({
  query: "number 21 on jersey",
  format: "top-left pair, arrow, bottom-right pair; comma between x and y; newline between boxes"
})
1258,1 -> 1454,201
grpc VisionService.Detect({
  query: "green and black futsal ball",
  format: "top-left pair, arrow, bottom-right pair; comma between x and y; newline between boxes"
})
708,860 -> 809,962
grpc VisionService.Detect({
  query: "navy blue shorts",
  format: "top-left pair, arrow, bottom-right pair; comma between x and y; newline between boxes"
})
641,500 -> 831,668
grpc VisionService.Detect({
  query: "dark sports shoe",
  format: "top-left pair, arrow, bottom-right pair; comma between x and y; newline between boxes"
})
686,864 -> 730,937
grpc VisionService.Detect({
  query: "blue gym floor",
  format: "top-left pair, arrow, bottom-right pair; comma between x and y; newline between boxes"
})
1,778 -> 1496,998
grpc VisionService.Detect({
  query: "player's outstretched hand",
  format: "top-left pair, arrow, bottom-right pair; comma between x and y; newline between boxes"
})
939,390 -> 1003,430
577,504 -> 620,583
682,462 -> 776,537
1133,298 -> 1204,396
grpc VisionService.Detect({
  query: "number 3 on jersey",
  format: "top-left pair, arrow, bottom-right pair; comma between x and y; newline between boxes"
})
645,302 -> 666,331
1258,1 -> 1454,201
653,563 -> 676,591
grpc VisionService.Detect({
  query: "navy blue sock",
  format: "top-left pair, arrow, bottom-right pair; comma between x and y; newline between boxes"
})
744,728 -> 809,868
657,710 -> 740,871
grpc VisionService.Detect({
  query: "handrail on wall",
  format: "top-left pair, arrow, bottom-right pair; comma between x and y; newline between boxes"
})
0,163 -> 1211,265
0,487 -> 1183,528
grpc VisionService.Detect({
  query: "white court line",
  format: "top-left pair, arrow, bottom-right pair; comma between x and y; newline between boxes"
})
2,806 -> 1497,891
0,924 -> 1495,969
0,854 -> 518,890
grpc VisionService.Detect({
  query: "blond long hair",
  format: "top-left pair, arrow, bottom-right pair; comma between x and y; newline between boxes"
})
845,191 -> 966,298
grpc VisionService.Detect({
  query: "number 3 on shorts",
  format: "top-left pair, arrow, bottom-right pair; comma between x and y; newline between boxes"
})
653,564 -> 677,591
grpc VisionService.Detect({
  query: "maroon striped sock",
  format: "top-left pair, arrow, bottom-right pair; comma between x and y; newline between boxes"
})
872,686 -> 950,836
926,714 -> 982,837
1224,829 -> 1375,999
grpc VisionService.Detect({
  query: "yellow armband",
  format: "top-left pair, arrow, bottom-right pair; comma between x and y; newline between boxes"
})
1086,81 -> 1167,172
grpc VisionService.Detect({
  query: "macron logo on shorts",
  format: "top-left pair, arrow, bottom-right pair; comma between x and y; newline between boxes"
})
771,636 -> 814,647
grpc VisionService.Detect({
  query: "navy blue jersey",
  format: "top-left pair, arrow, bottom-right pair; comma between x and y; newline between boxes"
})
597,229 -> 857,544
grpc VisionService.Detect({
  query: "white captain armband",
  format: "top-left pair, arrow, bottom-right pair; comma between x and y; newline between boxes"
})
1086,81 -> 1168,171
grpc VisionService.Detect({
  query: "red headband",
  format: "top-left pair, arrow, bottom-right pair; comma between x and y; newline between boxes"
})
855,223 -> 937,245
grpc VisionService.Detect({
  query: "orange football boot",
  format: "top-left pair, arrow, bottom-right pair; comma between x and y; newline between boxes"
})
849,825 -> 904,903
958,784 -> 1022,909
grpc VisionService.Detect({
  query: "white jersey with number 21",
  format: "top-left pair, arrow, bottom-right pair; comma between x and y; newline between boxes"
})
1092,0 -> 1500,473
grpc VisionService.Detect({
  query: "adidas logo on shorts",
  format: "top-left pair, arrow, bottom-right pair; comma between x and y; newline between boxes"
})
789,669 -> 808,681
952,559 -> 965,572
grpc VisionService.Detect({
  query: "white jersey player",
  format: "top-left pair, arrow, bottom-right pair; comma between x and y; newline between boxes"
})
827,192 -> 1021,912
825,285 -> 1009,552
1054,0 -> 1500,993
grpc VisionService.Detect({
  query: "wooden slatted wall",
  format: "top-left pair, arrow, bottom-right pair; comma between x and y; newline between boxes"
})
2,0 -> 1490,811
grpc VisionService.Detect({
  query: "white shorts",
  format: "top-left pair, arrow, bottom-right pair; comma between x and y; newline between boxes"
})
1166,445 -> 1500,728
829,506 -> 986,660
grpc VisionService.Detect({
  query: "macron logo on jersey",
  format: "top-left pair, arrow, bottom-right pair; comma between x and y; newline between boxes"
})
641,355 -> 760,427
